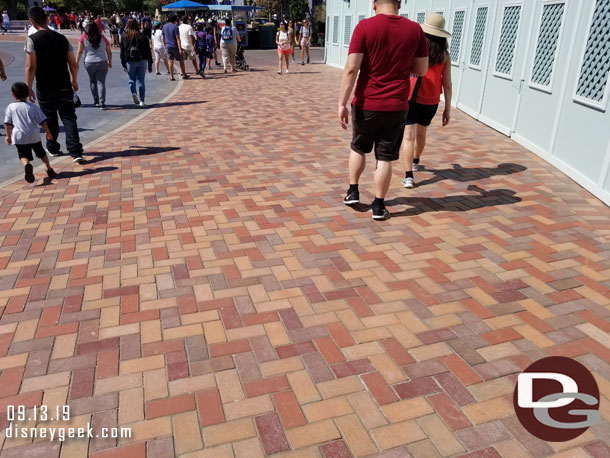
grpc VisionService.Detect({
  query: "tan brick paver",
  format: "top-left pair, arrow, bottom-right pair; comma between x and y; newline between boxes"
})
0,50 -> 609,457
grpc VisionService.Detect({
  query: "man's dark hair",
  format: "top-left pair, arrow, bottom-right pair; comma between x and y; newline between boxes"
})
182,15 -> 189,24
11,82 -> 29,100
374,0 -> 399,5
169,14 -> 178,23
28,6 -> 47,26
225,18 -> 231,26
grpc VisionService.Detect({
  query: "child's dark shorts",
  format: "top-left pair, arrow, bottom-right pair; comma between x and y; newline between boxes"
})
406,102 -> 439,127
351,106 -> 408,162
16,142 -> 47,161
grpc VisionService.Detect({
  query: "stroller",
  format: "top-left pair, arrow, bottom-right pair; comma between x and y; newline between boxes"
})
235,45 -> 250,71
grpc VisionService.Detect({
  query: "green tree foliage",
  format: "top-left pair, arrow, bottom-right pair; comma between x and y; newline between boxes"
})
288,0 -> 307,21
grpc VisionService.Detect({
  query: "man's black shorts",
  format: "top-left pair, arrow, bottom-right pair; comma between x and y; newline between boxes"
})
406,102 -> 439,127
351,107 -> 408,161
166,47 -> 183,61
16,142 -> 47,161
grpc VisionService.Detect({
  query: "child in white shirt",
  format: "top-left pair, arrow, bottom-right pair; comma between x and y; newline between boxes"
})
4,82 -> 56,183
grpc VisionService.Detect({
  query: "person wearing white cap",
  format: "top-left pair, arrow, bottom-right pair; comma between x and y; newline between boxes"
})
400,13 -> 453,189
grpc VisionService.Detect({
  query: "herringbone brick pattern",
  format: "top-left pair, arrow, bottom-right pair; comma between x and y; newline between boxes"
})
0,53 -> 609,457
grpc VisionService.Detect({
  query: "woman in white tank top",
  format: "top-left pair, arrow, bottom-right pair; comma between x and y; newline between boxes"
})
276,22 -> 291,75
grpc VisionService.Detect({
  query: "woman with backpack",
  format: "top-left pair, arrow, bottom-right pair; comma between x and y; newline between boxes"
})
276,22 -> 291,75
298,18 -> 312,65
219,18 -> 240,73
76,22 -> 113,110
400,13 -> 453,189
204,25 -> 216,72
194,22 -> 210,78
120,18 -> 153,107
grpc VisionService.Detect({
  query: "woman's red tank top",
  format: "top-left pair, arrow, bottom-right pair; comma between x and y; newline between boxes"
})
409,61 -> 445,105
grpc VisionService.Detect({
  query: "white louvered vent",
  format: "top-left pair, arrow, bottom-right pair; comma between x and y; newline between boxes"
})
332,16 -> 339,44
575,0 -> 610,105
450,10 -> 466,64
358,15 -> 366,22
344,15 -> 352,46
495,5 -> 522,77
531,2 -> 565,89
470,6 -> 488,67
417,12 -> 426,24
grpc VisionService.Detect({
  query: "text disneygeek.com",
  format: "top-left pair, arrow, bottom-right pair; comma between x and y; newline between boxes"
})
4,405 -> 132,442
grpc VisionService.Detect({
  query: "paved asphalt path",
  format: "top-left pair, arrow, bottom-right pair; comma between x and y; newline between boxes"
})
0,39 -> 179,184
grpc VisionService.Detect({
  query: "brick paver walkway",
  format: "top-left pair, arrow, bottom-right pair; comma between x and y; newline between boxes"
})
0,54 -> 609,458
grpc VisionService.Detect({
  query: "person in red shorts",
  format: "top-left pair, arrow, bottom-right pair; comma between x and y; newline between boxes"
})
276,22 -> 292,75
338,0 -> 429,220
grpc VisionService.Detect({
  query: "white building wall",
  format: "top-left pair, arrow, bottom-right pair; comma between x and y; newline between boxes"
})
325,0 -> 610,206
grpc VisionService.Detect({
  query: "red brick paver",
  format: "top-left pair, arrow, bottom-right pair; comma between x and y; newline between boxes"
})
0,51 -> 609,457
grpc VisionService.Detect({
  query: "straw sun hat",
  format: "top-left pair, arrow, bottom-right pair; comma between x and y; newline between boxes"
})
421,13 -> 452,38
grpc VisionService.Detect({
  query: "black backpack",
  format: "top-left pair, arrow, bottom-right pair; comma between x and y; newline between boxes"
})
128,36 -> 142,61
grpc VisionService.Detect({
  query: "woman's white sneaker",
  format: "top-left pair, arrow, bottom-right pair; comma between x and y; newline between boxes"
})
402,177 -> 414,188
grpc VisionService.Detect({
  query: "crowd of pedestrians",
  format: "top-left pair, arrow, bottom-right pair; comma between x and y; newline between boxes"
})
0,6 -> 322,184
0,2 -> 456,215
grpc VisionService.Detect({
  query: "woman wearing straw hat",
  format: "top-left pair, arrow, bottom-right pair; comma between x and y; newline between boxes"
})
400,13 -> 453,189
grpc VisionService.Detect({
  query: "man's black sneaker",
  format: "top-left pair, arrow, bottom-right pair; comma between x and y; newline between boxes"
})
343,192 -> 360,205
73,156 -> 84,164
24,163 -> 35,183
46,168 -> 57,179
372,207 -> 390,220
46,150 -> 63,157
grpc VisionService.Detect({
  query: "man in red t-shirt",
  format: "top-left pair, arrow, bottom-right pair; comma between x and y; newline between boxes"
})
338,0 -> 428,220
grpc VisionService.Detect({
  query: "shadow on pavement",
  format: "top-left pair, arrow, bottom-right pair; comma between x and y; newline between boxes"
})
84,146 -> 180,165
34,166 -> 119,186
102,100 -> 207,111
416,163 -> 527,187
351,185 -> 521,218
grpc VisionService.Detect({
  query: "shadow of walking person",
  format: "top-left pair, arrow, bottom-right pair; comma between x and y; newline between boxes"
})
84,146 -> 180,165
35,166 -> 119,186
416,163 -> 527,187
353,185 -> 521,218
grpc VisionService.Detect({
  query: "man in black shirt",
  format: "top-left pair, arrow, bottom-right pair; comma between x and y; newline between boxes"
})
25,6 -> 84,163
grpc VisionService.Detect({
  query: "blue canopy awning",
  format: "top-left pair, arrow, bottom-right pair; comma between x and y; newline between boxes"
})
203,5 -> 264,11
162,0 -> 206,11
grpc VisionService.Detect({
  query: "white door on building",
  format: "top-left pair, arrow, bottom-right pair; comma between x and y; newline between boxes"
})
512,0 -> 571,155
446,0 -> 471,108
456,1 -> 498,119
478,1 -> 533,135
